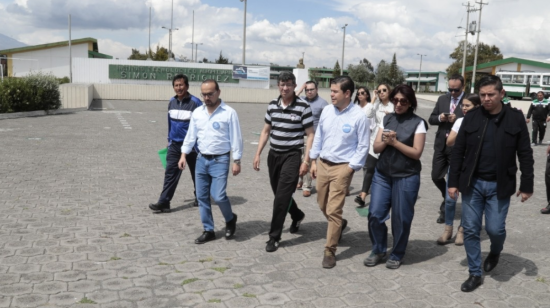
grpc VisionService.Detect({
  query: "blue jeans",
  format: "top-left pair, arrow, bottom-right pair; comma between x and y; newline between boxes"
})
462,178 -> 510,276
444,170 -> 462,227
368,169 -> 420,261
196,153 -> 234,232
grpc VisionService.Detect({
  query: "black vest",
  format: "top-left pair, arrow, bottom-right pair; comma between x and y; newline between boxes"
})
377,111 -> 425,178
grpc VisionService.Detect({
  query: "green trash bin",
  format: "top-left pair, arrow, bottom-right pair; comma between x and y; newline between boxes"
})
158,148 -> 168,169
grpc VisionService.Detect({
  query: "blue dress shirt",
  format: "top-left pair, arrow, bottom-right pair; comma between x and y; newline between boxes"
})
309,102 -> 370,171
181,101 -> 243,160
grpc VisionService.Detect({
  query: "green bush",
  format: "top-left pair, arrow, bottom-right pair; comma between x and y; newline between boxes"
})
0,72 -> 61,113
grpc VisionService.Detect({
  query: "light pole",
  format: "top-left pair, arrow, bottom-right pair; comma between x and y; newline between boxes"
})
161,0 -> 177,61
470,1 -> 488,93
417,54 -> 426,92
195,43 -> 203,63
147,6 -> 152,60
240,0 -> 247,65
341,24 -> 347,76
191,10 -> 194,62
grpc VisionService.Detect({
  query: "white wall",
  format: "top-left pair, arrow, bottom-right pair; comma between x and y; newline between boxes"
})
437,72 -> 447,92
72,58 -> 270,89
59,83 -> 93,109
11,44 -> 88,78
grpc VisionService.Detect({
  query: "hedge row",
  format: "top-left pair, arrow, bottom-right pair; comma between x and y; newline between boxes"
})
0,72 -> 61,113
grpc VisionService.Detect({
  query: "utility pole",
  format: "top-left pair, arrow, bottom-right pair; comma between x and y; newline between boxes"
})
460,2 -> 475,80
341,24 -> 348,76
240,0 -> 247,65
417,54 -> 426,92
68,14 -> 72,83
470,0 -> 488,93
147,7 -> 152,60
191,10 -> 194,62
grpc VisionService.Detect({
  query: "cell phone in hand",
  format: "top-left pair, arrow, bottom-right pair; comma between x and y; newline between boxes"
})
444,113 -> 451,117
382,129 -> 391,141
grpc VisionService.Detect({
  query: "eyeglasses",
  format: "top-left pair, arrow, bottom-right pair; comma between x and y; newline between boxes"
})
279,83 -> 295,88
305,88 -> 316,92
378,88 -> 388,93
200,92 -> 217,98
358,91 -> 367,95
392,98 -> 409,106
448,88 -> 461,93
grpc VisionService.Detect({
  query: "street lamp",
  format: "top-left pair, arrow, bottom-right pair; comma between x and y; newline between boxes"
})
417,54 -> 427,92
341,24 -> 347,76
161,0 -> 177,61
195,43 -> 203,63
240,0 -> 247,65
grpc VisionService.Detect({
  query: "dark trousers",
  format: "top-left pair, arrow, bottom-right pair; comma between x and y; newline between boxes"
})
532,120 -> 546,143
267,149 -> 304,240
431,145 -> 452,206
158,142 -> 197,205
546,156 -> 550,204
361,154 -> 378,194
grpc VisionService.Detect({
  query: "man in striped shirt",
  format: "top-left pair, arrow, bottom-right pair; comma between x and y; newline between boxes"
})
253,71 -> 315,252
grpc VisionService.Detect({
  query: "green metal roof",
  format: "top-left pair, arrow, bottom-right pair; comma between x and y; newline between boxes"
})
0,37 -> 98,54
88,50 -> 112,59
462,57 -> 550,73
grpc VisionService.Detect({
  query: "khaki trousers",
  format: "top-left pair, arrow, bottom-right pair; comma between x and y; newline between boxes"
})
316,159 -> 354,252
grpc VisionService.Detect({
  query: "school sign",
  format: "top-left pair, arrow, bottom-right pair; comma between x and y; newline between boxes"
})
108,65 -> 238,83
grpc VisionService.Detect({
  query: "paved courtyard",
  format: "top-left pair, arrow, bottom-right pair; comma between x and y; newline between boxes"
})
1,98 -> 550,308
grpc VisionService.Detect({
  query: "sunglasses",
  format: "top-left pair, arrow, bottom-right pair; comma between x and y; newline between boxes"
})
448,88 -> 461,93
392,98 -> 409,106
358,91 -> 367,95
378,88 -> 388,93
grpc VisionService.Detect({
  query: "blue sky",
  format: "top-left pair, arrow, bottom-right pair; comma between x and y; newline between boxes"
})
1,0 -> 549,72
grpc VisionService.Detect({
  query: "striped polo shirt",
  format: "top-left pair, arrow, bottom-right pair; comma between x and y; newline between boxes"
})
265,95 -> 313,152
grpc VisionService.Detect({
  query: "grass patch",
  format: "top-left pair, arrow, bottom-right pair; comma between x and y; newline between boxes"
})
109,256 -> 121,261
78,297 -> 97,304
536,276 -> 546,283
182,278 -> 199,285
199,257 -> 213,263
179,261 -> 186,264
208,299 -> 221,303
122,277 -> 128,279
233,283 -> 244,289
211,267 -> 228,274
158,262 -> 170,266
242,293 -> 256,298
120,233 -> 131,237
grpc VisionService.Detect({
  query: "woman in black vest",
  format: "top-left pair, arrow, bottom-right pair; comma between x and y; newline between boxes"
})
363,85 -> 428,269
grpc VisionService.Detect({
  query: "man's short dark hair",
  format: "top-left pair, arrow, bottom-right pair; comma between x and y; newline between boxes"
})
305,80 -> 318,89
330,76 -> 355,96
202,79 -> 220,91
538,91 -> 545,96
172,74 -> 189,87
478,75 -> 503,91
278,71 -> 296,84
449,74 -> 465,86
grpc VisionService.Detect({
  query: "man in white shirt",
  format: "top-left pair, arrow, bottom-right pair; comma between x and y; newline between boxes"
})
179,79 -> 243,244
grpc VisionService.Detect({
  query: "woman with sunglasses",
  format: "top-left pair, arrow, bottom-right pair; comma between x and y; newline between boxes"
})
355,84 -> 394,207
364,85 -> 428,269
437,94 -> 481,245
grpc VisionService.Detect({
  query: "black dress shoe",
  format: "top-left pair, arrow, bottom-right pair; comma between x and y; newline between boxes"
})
436,211 -> 445,224
193,199 -> 199,207
225,214 -> 237,238
484,253 -> 500,272
461,275 -> 482,292
195,231 -> 216,244
149,202 -> 171,213
541,204 -> 550,214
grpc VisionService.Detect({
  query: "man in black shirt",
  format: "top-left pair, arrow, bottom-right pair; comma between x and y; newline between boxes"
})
448,75 -> 533,293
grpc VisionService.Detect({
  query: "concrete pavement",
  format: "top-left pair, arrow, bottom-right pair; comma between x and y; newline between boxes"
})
1,98 -> 549,307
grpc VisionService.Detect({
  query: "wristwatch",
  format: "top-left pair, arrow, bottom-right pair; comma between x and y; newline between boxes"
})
234,159 -> 241,165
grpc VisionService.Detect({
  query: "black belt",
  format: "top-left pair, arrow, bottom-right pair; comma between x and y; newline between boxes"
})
201,152 -> 230,159
320,158 -> 347,166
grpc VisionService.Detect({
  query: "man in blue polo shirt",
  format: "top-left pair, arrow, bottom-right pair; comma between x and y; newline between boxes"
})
149,74 -> 202,213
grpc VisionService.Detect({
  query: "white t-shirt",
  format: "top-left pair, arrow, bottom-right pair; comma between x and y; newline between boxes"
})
451,117 -> 463,133
380,120 -> 427,134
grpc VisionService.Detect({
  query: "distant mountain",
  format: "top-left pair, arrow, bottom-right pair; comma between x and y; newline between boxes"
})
0,33 -> 26,51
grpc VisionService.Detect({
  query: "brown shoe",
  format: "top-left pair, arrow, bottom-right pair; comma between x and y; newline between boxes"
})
455,226 -> 464,246
436,225 -> 453,245
322,250 -> 336,268
303,190 -> 311,197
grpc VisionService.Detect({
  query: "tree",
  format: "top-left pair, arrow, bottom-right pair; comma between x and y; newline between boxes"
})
309,69 -> 322,84
215,51 -> 231,64
332,60 -> 341,78
375,60 -> 390,86
128,48 -> 148,60
347,58 -> 375,85
388,53 -> 405,87
202,57 -> 209,63
127,45 -> 169,61
153,45 -> 169,61
446,41 -> 503,92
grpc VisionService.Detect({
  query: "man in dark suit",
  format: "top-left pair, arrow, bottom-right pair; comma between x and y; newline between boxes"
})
428,74 -> 465,223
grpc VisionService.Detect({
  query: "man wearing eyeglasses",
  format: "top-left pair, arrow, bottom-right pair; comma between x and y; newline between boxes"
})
429,74 -> 465,224
295,81 -> 328,197
253,71 -> 315,253
149,74 -> 202,213
179,79 -> 243,244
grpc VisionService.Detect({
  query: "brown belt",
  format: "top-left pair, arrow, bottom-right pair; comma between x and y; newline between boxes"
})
320,158 -> 347,166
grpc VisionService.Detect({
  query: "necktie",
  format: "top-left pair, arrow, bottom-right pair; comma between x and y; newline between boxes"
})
450,98 -> 457,114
